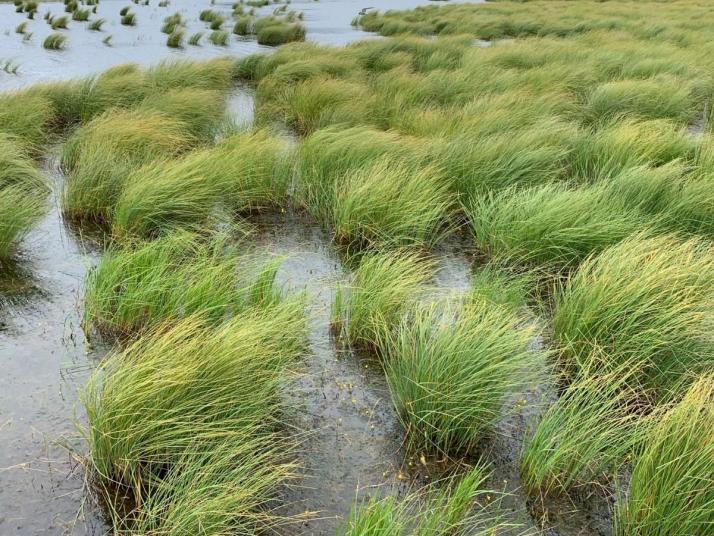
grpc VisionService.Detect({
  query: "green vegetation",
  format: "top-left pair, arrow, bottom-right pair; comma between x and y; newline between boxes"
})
208,29 -> 229,45
255,15 -> 305,46
72,8 -> 90,21
161,12 -> 183,34
84,231 -> 283,337
188,31 -> 203,45
0,135 -> 49,258
520,363 -> 645,496
553,234 -> 714,399
120,11 -> 136,25
614,374 -> 714,536
50,15 -> 68,29
380,301 -> 536,454
342,463 -> 519,535
333,251 -> 433,349
82,305 -> 306,532
88,18 -> 105,31
43,32 -> 67,49
166,29 -> 185,48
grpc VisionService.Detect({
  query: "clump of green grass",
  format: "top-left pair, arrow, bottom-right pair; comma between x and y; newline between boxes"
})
161,12 -> 182,33
468,264 -> 532,313
343,463 -> 521,535
187,31 -> 203,45
328,158 -> 453,250
379,301 -> 536,455
138,87 -> 227,141
586,77 -> 698,125
255,16 -> 305,46
333,251 -> 433,349
84,230 -> 283,337
120,12 -> 136,25
61,109 -> 196,224
198,8 -> 219,22
166,28 -> 185,48
209,15 -> 225,30
553,233 -> 714,399
571,118 -> 694,181
50,15 -> 69,29
208,29 -> 229,45
233,15 -> 253,35
614,374 -> 714,536
0,92 -> 55,150
102,35 -> 112,45
119,5 -> 131,16
15,21 -> 28,33
0,135 -> 48,258
520,362 -> 646,497
72,8 -> 90,21
82,306 -> 306,532
43,32 -> 67,49
469,182 -> 645,269
88,18 -> 105,30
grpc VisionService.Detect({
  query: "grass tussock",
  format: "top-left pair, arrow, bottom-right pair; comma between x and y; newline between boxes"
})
61,109 -> 196,224
520,362 -> 646,497
43,32 -> 67,49
614,374 -> 714,536
82,305 -> 306,532
0,135 -> 48,258
553,233 -> 714,398
84,230 -> 284,337
255,16 -> 305,46
380,301 -> 536,455
333,251 -> 433,349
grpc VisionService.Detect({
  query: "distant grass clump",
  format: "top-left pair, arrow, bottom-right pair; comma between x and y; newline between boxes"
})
233,15 -> 253,36
469,182 -> 644,269
84,231 -> 283,337
50,15 -> 68,29
333,251 -> 433,349
72,8 -> 90,21
553,233 -> 714,399
88,18 -> 105,30
0,135 -> 48,258
188,31 -> 203,45
82,306 -> 306,532
380,300 -> 536,455
43,32 -> 67,49
166,29 -> 185,48
120,11 -> 136,25
61,109 -> 196,224
614,374 -> 714,536
520,363 -> 646,497
161,12 -> 183,33
208,29 -> 229,46
255,16 -> 305,46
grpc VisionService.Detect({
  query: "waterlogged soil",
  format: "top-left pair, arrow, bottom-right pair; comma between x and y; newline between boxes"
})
0,153 -> 106,535
0,0 -> 476,91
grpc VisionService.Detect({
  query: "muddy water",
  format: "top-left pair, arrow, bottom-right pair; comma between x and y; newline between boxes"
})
0,153 -> 105,535
0,0 -> 478,91
250,211 -> 408,534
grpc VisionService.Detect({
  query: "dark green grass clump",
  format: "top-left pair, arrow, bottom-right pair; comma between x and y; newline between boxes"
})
0,135 -> 49,258
43,33 -> 67,49
552,233 -> 714,399
208,29 -> 229,46
380,300 -> 536,455
614,374 -> 714,536
255,16 -> 305,46
84,231 -> 283,337
82,305 -> 307,533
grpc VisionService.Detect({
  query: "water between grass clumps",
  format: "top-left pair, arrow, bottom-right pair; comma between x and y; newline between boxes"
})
0,0 -> 478,91
0,152 -> 106,535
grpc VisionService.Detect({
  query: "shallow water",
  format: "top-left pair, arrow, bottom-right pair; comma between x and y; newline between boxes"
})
0,153 -> 106,535
0,0 -> 476,91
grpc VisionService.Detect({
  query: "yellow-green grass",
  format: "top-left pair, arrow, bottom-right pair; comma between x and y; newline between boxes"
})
0,92 -> 55,150
469,182 -> 646,269
343,462 -> 525,535
0,135 -> 49,258
520,362 -> 647,497
614,374 -> 714,536
61,109 -> 196,225
552,233 -> 714,399
82,306 -> 306,522
379,301 -> 536,455
328,158 -> 453,250
332,251 -> 434,349
254,16 -> 305,46
111,129 -> 291,239
83,231 -> 283,338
